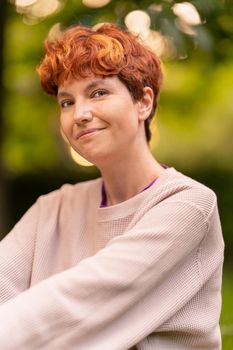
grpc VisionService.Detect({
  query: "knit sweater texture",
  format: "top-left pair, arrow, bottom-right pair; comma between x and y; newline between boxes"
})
0,166 -> 224,349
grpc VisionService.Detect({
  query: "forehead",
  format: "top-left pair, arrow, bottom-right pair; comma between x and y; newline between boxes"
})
57,75 -> 125,96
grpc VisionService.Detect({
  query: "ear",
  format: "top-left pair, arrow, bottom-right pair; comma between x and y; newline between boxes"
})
137,87 -> 154,122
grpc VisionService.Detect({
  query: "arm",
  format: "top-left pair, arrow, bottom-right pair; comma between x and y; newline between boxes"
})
0,198 -> 216,349
0,202 -> 39,304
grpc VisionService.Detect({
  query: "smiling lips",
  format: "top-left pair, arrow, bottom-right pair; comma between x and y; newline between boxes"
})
77,128 -> 105,139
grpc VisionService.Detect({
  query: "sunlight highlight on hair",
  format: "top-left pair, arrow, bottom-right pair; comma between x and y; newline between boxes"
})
91,34 -> 124,66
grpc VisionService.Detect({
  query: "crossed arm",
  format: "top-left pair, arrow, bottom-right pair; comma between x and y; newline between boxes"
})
0,199 -> 210,349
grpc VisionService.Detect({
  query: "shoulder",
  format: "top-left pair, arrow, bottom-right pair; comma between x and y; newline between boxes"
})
36,177 -> 102,211
146,167 -> 217,220
172,168 -> 217,211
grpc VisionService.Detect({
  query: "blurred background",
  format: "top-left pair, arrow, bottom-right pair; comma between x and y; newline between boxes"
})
0,0 -> 232,347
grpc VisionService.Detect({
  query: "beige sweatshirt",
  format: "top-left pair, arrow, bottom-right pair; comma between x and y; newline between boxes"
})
0,167 -> 224,349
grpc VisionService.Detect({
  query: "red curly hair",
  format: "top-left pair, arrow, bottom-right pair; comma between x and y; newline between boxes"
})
37,23 -> 163,142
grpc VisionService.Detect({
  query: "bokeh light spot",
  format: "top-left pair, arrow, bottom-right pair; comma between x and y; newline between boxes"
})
125,10 -> 151,40
70,148 -> 94,167
172,2 -> 201,26
82,0 -> 111,8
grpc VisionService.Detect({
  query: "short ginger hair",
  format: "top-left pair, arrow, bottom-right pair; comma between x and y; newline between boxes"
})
37,23 -> 163,142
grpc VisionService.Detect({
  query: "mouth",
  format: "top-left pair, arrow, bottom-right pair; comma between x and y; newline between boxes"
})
77,128 -> 106,140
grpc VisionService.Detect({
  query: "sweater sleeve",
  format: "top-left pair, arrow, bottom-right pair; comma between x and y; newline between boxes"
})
0,202 -> 39,304
0,198 -> 217,350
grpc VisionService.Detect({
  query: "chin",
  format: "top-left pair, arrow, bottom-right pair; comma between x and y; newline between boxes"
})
79,152 -> 104,165
76,146 -> 115,166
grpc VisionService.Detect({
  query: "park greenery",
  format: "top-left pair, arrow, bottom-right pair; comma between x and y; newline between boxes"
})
1,1 -> 232,239
2,1 -> 232,239
3,0 -> 233,174
0,1 -> 233,345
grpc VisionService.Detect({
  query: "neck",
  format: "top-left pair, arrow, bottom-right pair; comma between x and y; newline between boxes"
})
99,149 -> 166,206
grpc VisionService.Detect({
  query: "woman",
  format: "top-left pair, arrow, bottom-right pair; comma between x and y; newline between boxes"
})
0,23 -> 224,349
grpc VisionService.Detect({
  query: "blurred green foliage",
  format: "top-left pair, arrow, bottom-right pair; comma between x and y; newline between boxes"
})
3,0 -> 232,172
2,0 -> 232,245
221,268 -> 233,349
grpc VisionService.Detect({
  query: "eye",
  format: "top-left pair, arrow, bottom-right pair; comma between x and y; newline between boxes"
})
60,100 -> 73,109
92,90 -> 108,98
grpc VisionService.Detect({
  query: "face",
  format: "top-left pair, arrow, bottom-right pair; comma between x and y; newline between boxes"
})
57,76 -> 152,165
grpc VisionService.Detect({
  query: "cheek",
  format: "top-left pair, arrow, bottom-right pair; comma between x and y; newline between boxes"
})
60,114 -> 70,134
59,120 -> 70,145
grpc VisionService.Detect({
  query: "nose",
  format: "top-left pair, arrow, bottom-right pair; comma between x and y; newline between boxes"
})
73,105 -> 93,125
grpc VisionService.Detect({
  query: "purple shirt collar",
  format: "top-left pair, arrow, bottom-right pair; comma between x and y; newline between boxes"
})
100,163 -> 169,208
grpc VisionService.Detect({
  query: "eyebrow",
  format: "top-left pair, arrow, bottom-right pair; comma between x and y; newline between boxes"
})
57,91 -> 72,99
57,78 -> 110,100
84,79 -> 108,93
